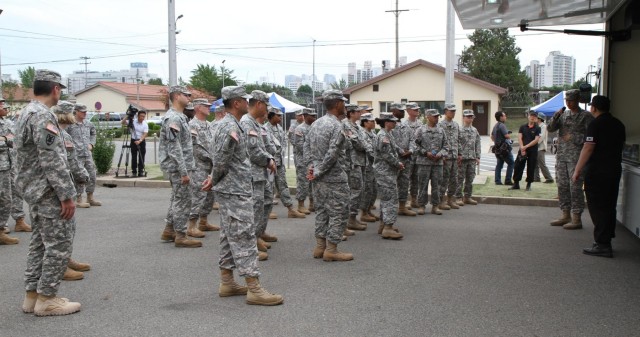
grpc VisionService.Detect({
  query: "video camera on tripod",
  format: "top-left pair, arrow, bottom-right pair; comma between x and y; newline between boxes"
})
115,104 -> 147,178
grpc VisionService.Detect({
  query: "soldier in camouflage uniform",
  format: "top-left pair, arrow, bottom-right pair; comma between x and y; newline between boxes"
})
373,113 -> 405,240
15,70 -> 81,316
390,103 -> 417,216
455,110 -> 481,206
288,111 -> 303,156
359,111 -> 379,222
257,113 -> 280,241
203,86 -> 283,306
159,85 -> 201,248
404,102 -> 423,208
293,108 -> 316,214
306,90 -> 353,261
547,89 -> 594,229
438,103 -> 461,211
240,90 -> 276,260
188,98 -> 219,236
266,106 -> 306,219
52,101 -> 92,281
0,96 -> 22,244
414,109 -> 448,215
67,103 -> 100,208
343,104 -> 368,231
208,105 -> 227,211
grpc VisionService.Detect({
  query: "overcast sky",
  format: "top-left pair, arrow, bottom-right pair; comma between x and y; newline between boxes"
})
0,0 -> 604,86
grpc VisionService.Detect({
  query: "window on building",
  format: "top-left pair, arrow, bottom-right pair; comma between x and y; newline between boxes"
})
373,84 -> 379,92
379,101 -> 393,112
413,101 -> 445,115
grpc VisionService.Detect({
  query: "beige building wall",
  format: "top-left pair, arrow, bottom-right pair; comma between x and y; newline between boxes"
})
348,65 -> 501,135
75,87 -> 129,113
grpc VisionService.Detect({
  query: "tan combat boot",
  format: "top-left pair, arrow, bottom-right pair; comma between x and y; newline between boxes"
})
219,268 -> 248,297
381,225 -> 404,240
174,232 -> 202,248
34,294 -> 81,317
550,210 -> 571,226
405,201 -> 413,211
14,217 -> 32,232
297,200 -> 310,215
260,232 -> 278,242
22,291 -> 38,313
258,251 -> 268,261
456,197 -> 465,207
313,237 -> 327,259
438,199 -> 451,211
87,193 -> 102,206
287,206 -> 306,218
368,206 -> 380,221
186,218 -> 205,238
257,238 -> 270,252
161,223 -> 176,241
464,196 -> 478,205
410,195 -> 419,208
447,196 -> 460,209
308,199 -> 315,212
198,217 -> 220,231
431,205 -> 443,215
76,196 -> 90,208
323,241 -> 354,262
563,213 -> 583,230
347,215 -> 367,231
417,206 -> 426,215
0,232 -> 19,245
360,210 -> 376,223
68,259 -> 91,272
62,267 -> 84,281
245,277 -> 284,306
269,212 -> 278,220
398,203 -> 417,216
344,228 -> 355,236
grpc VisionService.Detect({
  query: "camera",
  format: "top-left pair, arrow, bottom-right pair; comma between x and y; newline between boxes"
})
126,104 -> 139,118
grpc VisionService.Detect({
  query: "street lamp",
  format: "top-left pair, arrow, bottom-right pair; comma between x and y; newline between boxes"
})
222,59 -> 226,88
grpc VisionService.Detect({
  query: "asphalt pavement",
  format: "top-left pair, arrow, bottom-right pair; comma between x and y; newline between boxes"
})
1,187 -> 639,337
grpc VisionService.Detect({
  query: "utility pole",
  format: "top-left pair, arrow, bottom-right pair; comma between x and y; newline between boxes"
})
386,0 -> 409,69
312,39 -> 316,106
168,0 -> 178,86
445,0 -> 455,105
80,56 -> 91,89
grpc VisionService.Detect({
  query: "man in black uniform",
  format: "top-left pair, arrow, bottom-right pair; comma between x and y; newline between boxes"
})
509,111 -> 541,191
572,95 -> 625,258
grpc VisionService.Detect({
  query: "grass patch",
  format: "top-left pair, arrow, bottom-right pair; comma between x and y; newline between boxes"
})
473,175 -> 557,199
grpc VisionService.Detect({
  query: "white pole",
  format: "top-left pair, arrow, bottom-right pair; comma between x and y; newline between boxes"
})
445,0 -> 455,105
168,0 -> 177,86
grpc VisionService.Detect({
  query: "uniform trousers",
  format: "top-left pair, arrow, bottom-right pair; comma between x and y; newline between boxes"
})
165,171 -> 192,233
313,181 -> 349,245
217,192 -> 260,278
556,161 -> 585,214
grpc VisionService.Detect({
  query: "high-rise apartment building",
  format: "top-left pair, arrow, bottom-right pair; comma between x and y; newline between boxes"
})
543,51 -> 576,88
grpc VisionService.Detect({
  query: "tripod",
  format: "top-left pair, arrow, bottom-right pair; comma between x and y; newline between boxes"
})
115,124 -> 147,178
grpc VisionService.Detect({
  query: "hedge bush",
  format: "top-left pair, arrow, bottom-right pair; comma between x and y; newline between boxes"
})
93,128 -> 116,174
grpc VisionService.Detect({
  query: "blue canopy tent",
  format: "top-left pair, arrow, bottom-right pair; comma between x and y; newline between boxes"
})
531,92 -> 564,116
268,92 -> 305,114
208,98 -> 223,111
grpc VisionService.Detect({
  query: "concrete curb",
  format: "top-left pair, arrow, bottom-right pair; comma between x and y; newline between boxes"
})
98,177 -> 171,188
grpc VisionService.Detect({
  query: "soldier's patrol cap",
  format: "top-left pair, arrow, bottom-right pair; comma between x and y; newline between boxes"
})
537,112 -> 546,120
294,109 -> 304,116
222,86 -> 252,100
35,69 -> 66,88
185,103 -> 195,111
389,103 -> 405,111
462,109 -> 475,117
169,85 -> 191,95
322,89 -> 348,101
250,90 -> 271,107
565,89 -> 580,101
345,104 -> 362,112
426,109 -> 440,117
302,108 -> 317,116
359,105 -> 374,111
192,98 -> 212,106
405,102 -> 420,110
375,112 -> 399,122
360,113 -> 375,121
268,106 -> 283,115
444,103 -> 457,111
214,105 -> 225,113
74,103 -> 87,112
52,100 -> 75,114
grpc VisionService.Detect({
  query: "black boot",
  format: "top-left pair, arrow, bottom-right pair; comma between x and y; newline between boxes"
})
509,182 -> 520,190
525,182 -> 532,191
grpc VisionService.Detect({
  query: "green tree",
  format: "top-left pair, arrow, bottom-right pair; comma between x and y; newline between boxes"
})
459,29 -> 531,106
18,66 -> 36,88
296,84 -> 312,97
330,79 -> 348,90
148,78 -> 164,85
189,64 -> 236,97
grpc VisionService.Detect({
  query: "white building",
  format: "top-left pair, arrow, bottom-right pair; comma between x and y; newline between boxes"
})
525,60 -> 545,89
543,51 -> 576,88
66,62 -> 159,95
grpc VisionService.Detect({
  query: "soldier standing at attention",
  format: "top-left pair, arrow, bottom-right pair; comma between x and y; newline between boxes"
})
0,96 -> 22,244
203,86 -> 283,306
15,70 -> 81,316
294,108 -> 316,214
414,109 -> 448,215
343,104 -> 367,232
547,89 -> 594,229
438,103 -> 461,211
373,113 -> 405,239
359,112 -> 379,222
188,98 -> 219,235
306,90 -> 353,262
67,103 -> 100,208
404,102 -> 423,209
208,105 -> 226,211
266,106 -> 306,219
455,110 -> 481,206
390,103 -> 417,216
288,110 -> 303,154
159,86 -> 201,248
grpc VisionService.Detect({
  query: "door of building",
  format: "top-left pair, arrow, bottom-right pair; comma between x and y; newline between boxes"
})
472,102 -> 489,135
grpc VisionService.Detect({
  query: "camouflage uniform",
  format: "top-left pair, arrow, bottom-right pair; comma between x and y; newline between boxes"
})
294,122 -> 311,202
361,128 -> 377,210
373,129 -> 402,225
159,107 -> 195,234
188,117 -> 214,219
261,122 -> 277,228
305,114 -> 349,245
0,116 -> 13,229
414,124 -> 448,206
390,120 -> 416,204
268,122 -> 294,207
404,118 -> 423,201
66,118 -> 96,196
3,118 -> 28,223
15,100 -> 77,297
456,125 -> 481,198
239,114 -> 273,238
287,118 -> 299,156
438,119 -> 460,201
547,108 -> 594,214
343,119 -> 369,217
211,113 -> 259,277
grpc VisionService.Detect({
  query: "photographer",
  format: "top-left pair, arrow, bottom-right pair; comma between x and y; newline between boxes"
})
122,108 -> 148,177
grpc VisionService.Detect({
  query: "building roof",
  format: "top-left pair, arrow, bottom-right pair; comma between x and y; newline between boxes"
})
342,59 -> 507,95
1,86 -> 34,103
